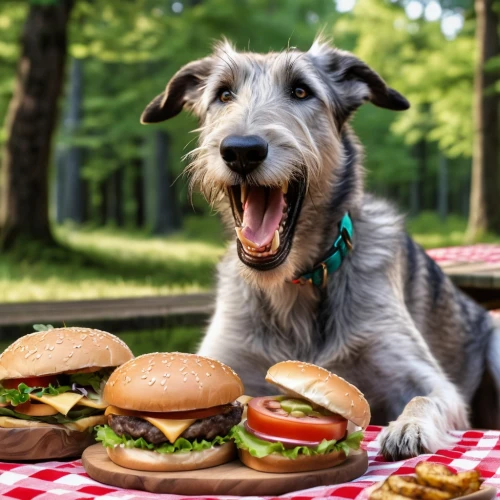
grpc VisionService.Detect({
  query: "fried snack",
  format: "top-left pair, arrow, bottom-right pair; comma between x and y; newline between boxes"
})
387,475 -> 452,500
416,463 -> 482,495
369,463 -> 484,500
371,488 -> 412,500
415,462 -> 454,479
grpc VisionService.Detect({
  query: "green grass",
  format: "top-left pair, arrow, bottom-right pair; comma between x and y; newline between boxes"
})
0,212 -> 498,304
0,216 -> 226,303
408,212 -> 500,249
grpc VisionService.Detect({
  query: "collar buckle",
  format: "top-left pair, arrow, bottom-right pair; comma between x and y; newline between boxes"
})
320,262 -> 328,288
341,227 -> 353,251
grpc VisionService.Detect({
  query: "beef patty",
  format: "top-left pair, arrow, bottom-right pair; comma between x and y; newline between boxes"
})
108,401 -> 243,444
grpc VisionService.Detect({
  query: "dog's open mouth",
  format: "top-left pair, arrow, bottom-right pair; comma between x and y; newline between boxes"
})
228,180 -> 306,271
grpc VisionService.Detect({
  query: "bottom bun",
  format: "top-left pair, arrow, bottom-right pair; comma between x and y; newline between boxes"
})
106,441 -> 236,472
238,448 -> 347,473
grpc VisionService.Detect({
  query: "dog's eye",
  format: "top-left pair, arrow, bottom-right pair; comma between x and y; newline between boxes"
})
292,87 -> 309,100
219,89 -> 233,103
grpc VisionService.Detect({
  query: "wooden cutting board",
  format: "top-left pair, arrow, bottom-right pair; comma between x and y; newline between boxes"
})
0,427 -> 96,461
82,444 -> 369,496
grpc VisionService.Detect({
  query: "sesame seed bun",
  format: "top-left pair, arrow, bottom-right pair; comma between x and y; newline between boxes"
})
103,352 -> 244,412
0,328 -> 134,379
265,361 -> 370,429
106,441 -> 236,472
238,448 -> 347,473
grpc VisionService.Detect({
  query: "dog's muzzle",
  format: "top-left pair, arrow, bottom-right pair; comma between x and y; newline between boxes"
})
221,135 -> 306,271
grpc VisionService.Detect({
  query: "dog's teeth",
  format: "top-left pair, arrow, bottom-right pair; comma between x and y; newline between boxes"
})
271,230 -> 280,252
279,226 -> 284,234
281,182 -> 288,195
241,184 -> 247,206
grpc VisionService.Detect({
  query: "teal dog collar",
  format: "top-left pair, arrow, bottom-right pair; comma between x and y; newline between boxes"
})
292,213 -> 353,288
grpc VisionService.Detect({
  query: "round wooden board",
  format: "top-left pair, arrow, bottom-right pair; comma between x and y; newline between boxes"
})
0,427 -> 96,461
82,444 -> 369,496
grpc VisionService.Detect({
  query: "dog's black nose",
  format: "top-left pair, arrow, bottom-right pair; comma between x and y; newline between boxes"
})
220,135 -> 268,175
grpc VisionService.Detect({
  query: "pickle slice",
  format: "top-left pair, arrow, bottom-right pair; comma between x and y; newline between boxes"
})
280,398 -> 313,415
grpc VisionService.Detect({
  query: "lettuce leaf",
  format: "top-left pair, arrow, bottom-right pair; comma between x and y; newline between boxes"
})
69,369 -> 111,394
0,405 -> 102,424
95,425 -> 231,454
0,383 -> 72,406
230,425 -> 363,459
0,368 -> 111,407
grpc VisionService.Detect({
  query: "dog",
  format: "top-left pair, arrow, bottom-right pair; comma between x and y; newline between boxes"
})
140,38 -> 500,460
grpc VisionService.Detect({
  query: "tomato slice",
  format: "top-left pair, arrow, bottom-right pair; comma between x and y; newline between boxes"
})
247,396 -> 347,443
2,375 -> 58,390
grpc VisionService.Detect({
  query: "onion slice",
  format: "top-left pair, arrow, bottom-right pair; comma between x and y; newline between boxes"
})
244,420 -> 325,449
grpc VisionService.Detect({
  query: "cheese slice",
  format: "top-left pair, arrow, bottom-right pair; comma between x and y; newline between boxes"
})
105,405 -> 133,417
29,392 -> 84,416
142,416 -> 196,443
106,406 -> 196,443
77,397 -> 108,409
0,416 -> 53,428
237,395 -> 252,422
63,415 -> 107,432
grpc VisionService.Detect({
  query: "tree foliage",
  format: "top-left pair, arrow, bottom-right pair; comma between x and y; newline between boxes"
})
0,0 -> 497,233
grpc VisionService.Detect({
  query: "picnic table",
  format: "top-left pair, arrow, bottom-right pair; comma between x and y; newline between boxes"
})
0,427 -> 499,499
428,244 -> 500,310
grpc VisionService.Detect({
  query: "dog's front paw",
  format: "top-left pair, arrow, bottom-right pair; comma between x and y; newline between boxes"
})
379,415 -> 456,461
379,419 -> 428,461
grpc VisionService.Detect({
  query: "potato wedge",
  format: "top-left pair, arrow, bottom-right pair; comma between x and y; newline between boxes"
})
416,463 -> 453,479
387,475 -> 452,500
416,464 -> 482,496
370,487 -> 412,500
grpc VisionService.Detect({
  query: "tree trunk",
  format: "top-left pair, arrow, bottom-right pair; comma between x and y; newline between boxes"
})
438,154 -> 448,222
62,57 -> 85,224
467,0 -> 500,240
134,159 -> 145,228
0,0 -> 74,248
152,131 -> 181,235
105,169 -> 123,227
410,140 -> 426,217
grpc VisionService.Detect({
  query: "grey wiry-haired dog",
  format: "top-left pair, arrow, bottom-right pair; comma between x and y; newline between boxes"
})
141,38 -> 500,460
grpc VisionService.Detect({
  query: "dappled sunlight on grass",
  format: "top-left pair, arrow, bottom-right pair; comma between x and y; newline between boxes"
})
0,216 -> 227,303
408,212 -> 500,249
0,212 -> 498,303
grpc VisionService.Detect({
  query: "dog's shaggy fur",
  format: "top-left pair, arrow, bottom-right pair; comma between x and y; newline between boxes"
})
141,38 -> 500,460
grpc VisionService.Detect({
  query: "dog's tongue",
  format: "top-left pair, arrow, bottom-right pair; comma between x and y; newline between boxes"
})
242,187 -> 285,248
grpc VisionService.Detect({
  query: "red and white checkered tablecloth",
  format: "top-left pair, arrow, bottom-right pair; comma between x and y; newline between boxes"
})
0,427 -> 499,500
427,244 -> 500,264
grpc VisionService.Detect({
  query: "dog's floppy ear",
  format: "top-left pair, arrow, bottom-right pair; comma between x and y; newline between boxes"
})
141,57 -> 213,124
308,40 -> 409,118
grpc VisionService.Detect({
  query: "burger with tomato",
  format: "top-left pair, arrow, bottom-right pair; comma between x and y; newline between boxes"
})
231,361 -> 370,473
96,352 -> 246,471
0,327 -> 134,458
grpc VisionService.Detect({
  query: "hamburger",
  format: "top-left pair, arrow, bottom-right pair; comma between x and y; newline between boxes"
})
0,328 -> 133,435
232,361 -> 370,473
96,352 -> 245,472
